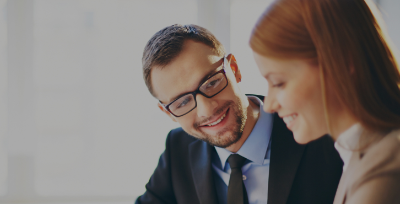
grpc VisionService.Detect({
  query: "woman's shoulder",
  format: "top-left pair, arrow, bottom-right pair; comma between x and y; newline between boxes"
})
345,129 -> 400,203
361,129 -> 400,169
351,129 -> 400,188
374,128 -> 400,146
369,129 -> 400,156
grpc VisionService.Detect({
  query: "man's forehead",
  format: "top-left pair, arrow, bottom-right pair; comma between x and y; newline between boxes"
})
151,54 -> 223,104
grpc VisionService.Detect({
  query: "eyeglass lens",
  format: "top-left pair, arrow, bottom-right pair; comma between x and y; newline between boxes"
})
168,72 -> 227,116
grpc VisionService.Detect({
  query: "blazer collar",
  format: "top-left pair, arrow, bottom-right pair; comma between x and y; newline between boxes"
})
189,139 -> 219,204
267,113 -> 306,204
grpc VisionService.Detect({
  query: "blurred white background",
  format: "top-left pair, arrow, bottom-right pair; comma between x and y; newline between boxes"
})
0,0 -> 399,203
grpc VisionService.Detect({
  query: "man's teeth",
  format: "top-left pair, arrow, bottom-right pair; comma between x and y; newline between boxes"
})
207,113 -> 226,126
283,114 -> 297,124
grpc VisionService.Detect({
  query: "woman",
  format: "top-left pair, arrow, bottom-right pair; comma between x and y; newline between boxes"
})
249,0 -> 400,203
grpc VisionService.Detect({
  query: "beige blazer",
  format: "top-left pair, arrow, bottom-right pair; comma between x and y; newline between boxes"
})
333,129 -> 400,204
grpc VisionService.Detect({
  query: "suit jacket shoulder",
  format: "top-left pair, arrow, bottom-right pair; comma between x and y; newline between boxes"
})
136,127 -> 218,204
168,127 -> 198,148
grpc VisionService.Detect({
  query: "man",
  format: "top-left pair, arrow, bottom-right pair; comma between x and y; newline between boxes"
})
136,24 -> 343,204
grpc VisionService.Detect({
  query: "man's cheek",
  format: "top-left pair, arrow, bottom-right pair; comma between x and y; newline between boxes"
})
180,119 -> 195,131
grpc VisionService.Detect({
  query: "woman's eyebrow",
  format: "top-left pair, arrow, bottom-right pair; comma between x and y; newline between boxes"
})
265,72 -> 280,80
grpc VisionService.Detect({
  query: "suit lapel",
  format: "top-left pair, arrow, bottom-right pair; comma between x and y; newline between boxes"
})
267,113 -> 306,204
189,139 -> 219,204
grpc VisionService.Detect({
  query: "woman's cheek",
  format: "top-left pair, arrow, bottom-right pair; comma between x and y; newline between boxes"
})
287,84 -> 309,110
275,89 -> 289,110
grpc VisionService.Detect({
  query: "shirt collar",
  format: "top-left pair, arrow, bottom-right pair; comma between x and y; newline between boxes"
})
334,123 -> 362,171
215,96 -> 273,169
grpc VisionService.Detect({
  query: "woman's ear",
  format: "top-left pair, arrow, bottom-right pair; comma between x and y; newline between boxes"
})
226,54 -> 242,83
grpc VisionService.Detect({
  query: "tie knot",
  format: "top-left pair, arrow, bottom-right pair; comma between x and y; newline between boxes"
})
227,154 -> 247,169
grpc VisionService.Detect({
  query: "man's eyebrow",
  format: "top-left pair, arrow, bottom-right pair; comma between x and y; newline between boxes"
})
197,58 -> 225,87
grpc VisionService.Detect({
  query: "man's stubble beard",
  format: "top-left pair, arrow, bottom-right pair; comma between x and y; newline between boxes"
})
191,97 -> 247,148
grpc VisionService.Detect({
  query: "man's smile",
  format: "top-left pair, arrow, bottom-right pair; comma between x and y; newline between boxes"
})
199,108 -> 230,131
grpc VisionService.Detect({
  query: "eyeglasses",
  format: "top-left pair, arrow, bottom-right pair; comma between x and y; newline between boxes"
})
160,57 -> 229,117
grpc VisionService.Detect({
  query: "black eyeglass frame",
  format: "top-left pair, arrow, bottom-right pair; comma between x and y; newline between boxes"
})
159,58 -> 229,117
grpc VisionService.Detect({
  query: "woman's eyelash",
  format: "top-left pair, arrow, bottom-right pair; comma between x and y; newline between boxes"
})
272,83 -> 284,87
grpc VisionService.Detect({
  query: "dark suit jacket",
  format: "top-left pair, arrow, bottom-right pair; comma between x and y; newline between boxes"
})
136,95 -> 343,204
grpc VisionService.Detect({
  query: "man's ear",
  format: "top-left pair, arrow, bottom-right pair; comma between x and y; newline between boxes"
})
226,54 -> 242,83
157,103 -> 177,122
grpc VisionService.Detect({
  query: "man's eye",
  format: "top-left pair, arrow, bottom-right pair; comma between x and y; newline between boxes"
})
205,79 -> 221,89
176,98 -> 191,108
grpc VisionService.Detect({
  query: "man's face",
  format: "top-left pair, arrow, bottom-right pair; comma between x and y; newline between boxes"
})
151,40 -> 249,148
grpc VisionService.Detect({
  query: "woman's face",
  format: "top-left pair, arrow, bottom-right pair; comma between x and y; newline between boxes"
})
253,52 -> 329,144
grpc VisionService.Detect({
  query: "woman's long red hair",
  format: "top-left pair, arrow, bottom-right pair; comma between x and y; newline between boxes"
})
250,0 -> 400,133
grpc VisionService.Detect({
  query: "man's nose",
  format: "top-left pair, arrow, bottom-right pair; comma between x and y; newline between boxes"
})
196,94 -> 218,118
263,94 -> 280,113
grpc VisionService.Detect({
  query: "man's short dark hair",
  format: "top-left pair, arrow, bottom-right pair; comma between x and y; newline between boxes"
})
142,24 -> 226,97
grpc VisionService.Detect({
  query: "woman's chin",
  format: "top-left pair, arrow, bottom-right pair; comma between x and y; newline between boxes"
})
293,129 -> 327,144
293,131 -> 314,144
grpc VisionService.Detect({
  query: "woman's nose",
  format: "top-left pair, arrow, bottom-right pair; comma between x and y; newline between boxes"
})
263,94 -> 280,113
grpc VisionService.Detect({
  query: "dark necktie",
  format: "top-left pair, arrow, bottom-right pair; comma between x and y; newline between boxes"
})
227,154 -> 249,204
